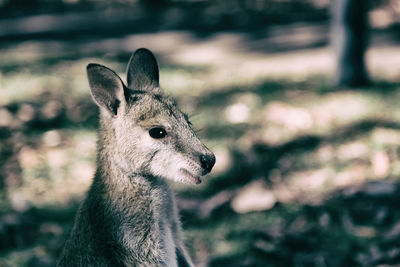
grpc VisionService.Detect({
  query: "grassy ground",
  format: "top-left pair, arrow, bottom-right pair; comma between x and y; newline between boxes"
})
1,44 -> 400,267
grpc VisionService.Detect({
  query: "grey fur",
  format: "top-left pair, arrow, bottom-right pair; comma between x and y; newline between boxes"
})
58,48 -> 215,267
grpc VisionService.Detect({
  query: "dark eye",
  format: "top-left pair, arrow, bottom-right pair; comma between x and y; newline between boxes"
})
149,127 -> 167,139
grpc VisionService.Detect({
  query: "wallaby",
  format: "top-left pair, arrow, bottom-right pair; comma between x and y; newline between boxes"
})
57,48 -> 215,267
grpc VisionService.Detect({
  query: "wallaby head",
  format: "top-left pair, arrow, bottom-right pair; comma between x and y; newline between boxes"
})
87,48 -> 215,184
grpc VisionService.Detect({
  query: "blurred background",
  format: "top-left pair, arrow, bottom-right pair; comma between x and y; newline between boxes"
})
1,0 -> 400,266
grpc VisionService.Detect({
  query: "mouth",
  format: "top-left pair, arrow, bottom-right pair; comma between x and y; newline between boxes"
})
180,168 -> 202,184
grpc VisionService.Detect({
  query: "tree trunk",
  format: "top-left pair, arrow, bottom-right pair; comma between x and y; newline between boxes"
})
332,0 -> 369,87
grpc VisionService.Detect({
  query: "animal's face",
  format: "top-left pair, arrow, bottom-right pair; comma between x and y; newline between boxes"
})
87,48 -> 215,184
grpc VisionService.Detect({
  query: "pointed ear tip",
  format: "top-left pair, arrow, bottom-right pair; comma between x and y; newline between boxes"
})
133,48 -> 155,57
87,63 -> 103,70
135,47 -> 152,53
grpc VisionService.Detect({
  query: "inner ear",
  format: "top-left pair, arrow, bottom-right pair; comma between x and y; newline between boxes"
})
126,48 -> 159,91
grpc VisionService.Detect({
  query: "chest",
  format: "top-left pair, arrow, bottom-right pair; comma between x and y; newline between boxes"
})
159,218 -> 177,267
121,183 -> 179,265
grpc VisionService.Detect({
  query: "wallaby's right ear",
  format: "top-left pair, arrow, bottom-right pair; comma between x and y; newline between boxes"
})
87,64 -> 126,117
126,48 -> 159,91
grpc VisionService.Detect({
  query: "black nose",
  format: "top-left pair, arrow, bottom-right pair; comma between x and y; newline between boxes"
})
200,154 -> 216,173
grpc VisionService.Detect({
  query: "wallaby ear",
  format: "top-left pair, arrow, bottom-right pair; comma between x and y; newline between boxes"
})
87,63 -> 126,116
126,48 -> 159,91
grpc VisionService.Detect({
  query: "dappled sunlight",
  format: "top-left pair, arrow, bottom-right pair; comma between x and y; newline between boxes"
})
17,103 -> 35,122
231,180 -> 276,213
0,108 -> 14,127
225,103 -> 250,124
337,141 -> 370,161
372,127 -> 400,146
2,63 -> 400,265
264,101 -> 313,131
1,1 -> 400,265
309,92 -> 374,128
0,74 -> 44,105
41,101 -> 63,121
209,100 -> 400,216
371,151 -> 390,178
6,128 -> 96,211
45,149 -> 68,170
234,89 -> 394,148
18,147 -> 40,169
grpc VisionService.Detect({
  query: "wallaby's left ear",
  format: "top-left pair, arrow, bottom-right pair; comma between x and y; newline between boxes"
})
126,48 -> 159,91
87,63 -> 126,117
